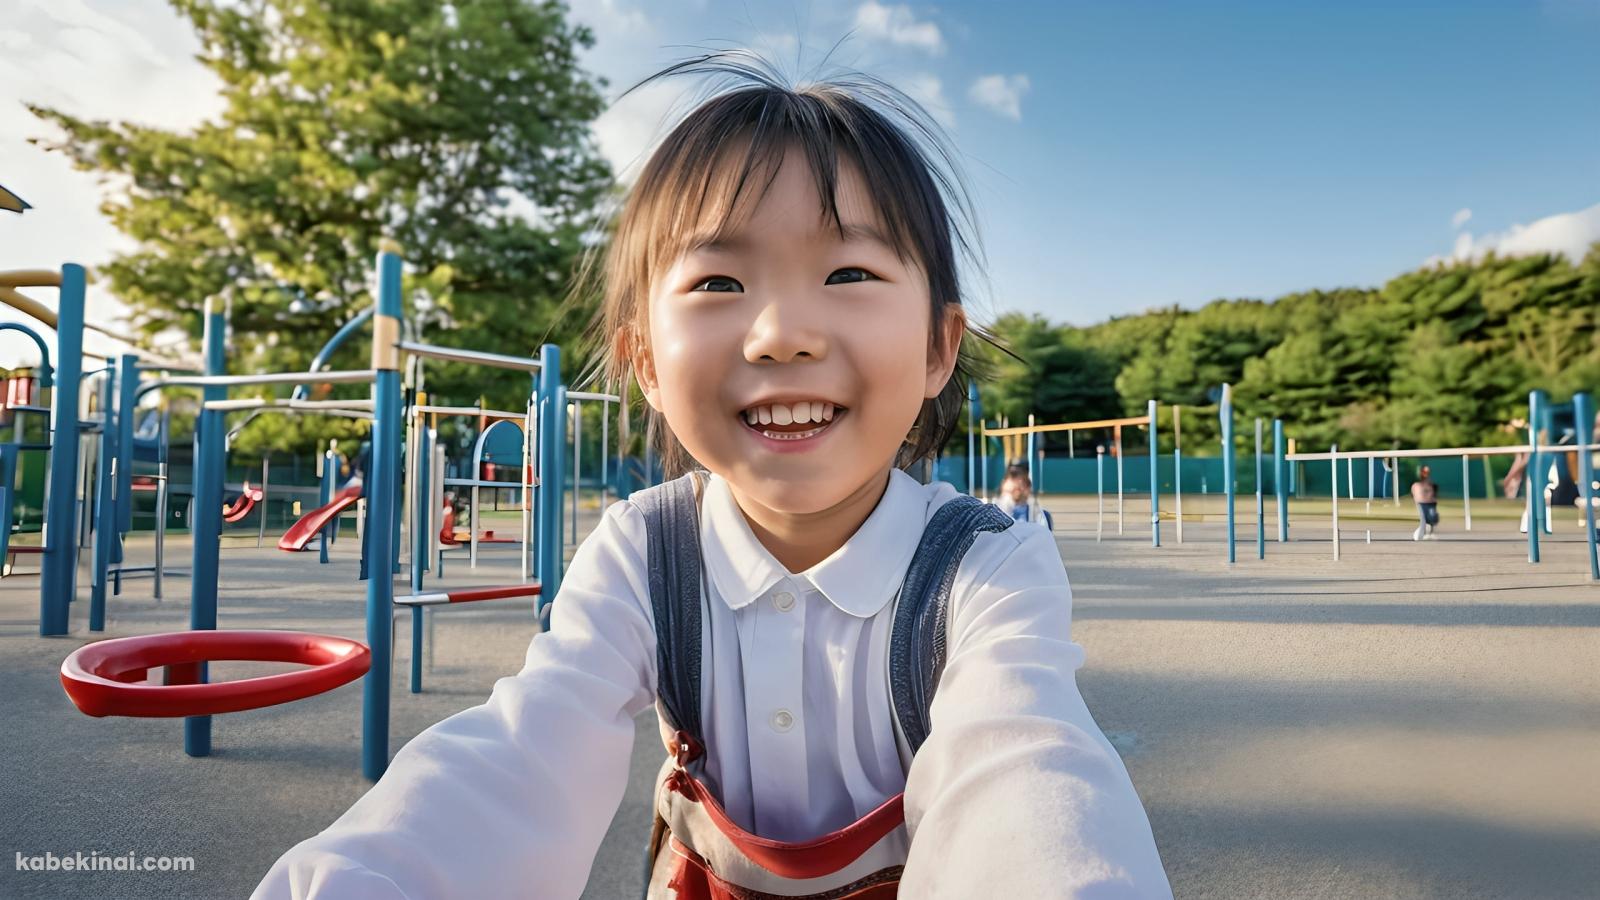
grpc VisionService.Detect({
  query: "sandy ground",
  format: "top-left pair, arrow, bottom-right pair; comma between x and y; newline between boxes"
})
1,493 -> 1596,899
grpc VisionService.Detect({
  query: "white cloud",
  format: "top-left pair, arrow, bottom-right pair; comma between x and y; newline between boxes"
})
1451,207 -> 1472,230
967,73 -> 1030,121
1429,201 -> 1600,267
853,2 -> 944,55
591,79 -> 688,183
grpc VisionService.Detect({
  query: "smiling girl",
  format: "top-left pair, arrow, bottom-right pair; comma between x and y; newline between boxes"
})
256,56 -> 1170,899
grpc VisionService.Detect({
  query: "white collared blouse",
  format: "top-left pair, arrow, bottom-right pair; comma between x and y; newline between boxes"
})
254,468 -> 1172,898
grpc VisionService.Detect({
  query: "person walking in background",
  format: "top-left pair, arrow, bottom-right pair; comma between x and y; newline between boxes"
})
1411,464 -> 1440,541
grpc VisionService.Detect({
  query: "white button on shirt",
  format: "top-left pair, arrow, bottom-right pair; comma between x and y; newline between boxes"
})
254,468 -> 1173,899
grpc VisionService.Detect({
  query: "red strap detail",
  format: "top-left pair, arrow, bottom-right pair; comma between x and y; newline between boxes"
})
667,837 -> 901,899
675,775 -> 905,880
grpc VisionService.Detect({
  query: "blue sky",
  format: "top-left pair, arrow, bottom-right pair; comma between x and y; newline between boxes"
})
2,0 -> 1598,361
581,0 -> 1600,325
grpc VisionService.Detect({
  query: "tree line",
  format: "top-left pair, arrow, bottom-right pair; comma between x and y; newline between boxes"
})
975,247 -> 1600,455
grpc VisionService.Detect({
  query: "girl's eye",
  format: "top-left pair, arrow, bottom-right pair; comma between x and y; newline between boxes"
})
825,267 -> 878,285
690,276 -> 743,293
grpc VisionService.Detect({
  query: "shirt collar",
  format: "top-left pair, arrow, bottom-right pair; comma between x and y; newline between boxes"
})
699,468 -> 929,618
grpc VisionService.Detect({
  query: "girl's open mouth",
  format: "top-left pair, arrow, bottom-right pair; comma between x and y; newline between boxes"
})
738,401 -> 847,447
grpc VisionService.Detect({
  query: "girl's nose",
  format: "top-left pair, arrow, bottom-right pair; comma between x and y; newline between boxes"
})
743,298 -> 829,364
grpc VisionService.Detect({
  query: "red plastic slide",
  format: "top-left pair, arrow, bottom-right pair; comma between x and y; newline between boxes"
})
278,483 -> 362,552
222,482 -> 264,524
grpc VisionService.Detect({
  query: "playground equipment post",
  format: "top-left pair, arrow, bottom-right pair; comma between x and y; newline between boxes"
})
1255,417 -> 1265,559
186,298 -> 228,757
39,265 -> 86,636
1576,391 -> 1598,581
1149,400 -> 1160,548
1273,419 -> 1287,542
1528,390 -> 1547,564
1221,383 -> 1236,564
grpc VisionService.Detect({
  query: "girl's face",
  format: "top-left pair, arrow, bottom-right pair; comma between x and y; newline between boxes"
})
636,147 -> 962,514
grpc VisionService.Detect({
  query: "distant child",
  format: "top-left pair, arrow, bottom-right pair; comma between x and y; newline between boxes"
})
1411,465 -> 1439,540
996,461 -> 1054,530
256,54 -> 1170,898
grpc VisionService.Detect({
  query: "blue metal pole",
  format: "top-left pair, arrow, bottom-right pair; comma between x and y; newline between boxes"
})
1148,400 -> 1160,547
1528,390 -> 1543,564
409,420 -> 431,693
115,355 -> 138,540
40,265 -> 86,635
1273,419 -> 1287,542
0,322 -> 53,387
363,250 -> 403,781
318,445 -> 334,564
185,298 -> 227,757
89,368 -> 115,631
555,383 -> 568,568
1221,384 -> 1236,564
292,307 -> 376,401
1573,392 -> 1598,581
536,344 -> 563,612
413,424 -> 431,592
1255,417 -> 1265,559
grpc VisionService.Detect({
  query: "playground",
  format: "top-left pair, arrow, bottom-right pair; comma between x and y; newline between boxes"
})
2,493 -> 1596,899
0,250 -> 1586,900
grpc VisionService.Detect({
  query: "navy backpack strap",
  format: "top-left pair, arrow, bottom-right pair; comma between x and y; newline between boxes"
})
889,494 -> 1016,756
629,470 -> 706,741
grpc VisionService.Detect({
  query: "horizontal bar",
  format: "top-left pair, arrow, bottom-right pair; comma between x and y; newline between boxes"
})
566,390 -> 621,403
1286,443 -> 1598,462
141,369 -> 376,396
205,398 -> 376,412
394,583 -> 541,607
413,404 -> 526,420
397,341 -> 542,372
983,416 -> 1149,437
0,269 -> 63,288
442,477 -> 528,489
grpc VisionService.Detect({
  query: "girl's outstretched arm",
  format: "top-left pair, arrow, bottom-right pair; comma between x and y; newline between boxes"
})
252,502 -> 658,900
902,523 -> 1173,898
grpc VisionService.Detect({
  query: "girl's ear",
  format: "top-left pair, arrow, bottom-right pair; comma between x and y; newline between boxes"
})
625,323 -> 665,413
924,305 -> 967,399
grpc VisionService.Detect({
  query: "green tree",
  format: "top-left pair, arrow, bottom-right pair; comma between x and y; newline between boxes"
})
30,0 -> 611,453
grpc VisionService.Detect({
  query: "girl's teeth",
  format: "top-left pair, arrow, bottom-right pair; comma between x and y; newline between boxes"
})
740,402 -> 843,428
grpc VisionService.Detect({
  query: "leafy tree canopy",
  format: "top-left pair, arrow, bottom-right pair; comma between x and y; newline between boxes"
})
31,0 -> 612,454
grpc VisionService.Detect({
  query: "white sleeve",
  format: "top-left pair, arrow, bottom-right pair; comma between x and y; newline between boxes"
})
251,501 -> 658,900
901,525 -> 1173,898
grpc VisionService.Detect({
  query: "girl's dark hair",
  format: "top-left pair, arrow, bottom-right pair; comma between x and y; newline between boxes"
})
576,51 -> 1007,479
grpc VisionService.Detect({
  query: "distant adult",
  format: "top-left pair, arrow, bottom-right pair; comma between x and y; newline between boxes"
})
1411,465 -> 1439,541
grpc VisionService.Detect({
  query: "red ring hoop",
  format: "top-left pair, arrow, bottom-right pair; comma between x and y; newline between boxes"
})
61,630 -> 370,718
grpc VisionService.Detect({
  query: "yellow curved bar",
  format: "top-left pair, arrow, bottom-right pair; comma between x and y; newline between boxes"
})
0,286 -> 61,328
0,269 -> 63,289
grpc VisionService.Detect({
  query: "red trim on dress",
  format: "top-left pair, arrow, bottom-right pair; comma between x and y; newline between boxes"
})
666,770 -> 906,879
